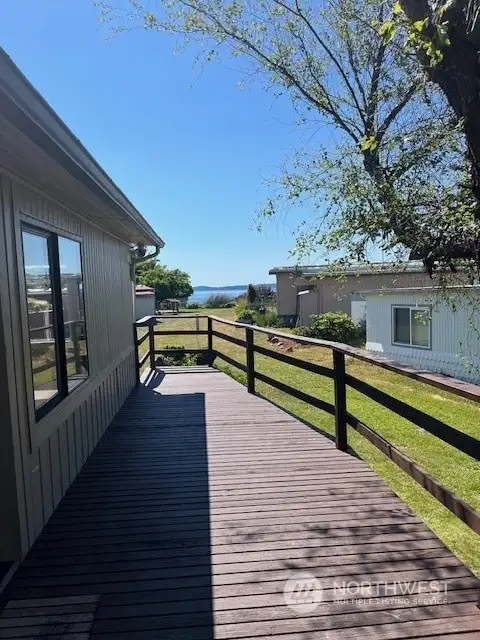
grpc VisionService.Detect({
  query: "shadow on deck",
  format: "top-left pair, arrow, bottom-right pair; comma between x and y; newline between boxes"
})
0,367 -> 479,639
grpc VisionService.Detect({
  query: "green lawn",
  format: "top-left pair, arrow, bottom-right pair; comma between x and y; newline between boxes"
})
142,308 -> 480,575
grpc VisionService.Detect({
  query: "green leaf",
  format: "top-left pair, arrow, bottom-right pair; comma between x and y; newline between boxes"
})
412,18 -> 427,32
379,20 -> 397,43
392,1 -> 402,15
360,135 -> 378,151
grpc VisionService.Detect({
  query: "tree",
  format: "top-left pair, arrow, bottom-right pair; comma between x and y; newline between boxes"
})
398,0 -> 480,206
246,283 -> 257,308
136,260 -> 194,303
255,284 -> 276,303
99,0 -> 478,273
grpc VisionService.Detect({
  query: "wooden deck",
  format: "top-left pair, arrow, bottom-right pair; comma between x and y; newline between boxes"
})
1,367 -> 479,639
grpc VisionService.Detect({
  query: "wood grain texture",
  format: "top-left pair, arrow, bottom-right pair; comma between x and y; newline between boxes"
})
1,368 -> 479,639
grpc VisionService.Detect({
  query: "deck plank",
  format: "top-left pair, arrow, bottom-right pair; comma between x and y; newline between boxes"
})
1,368 -> 479,639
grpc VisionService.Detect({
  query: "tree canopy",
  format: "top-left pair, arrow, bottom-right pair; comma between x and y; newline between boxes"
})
136,260 -> 194,302
99,0 -> 480,275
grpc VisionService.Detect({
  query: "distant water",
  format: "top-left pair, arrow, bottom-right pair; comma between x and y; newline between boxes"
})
188,287 -> 247,304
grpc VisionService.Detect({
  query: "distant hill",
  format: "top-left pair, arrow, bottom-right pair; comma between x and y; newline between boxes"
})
194,283 -> 276,291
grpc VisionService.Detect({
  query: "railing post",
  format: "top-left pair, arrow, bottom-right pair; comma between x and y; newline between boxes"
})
246,326 -> 255,394
149,320 -> 156,370
133,323 -> 140,385
207,317 -> 213,354
333,350 -> 347,451
72,321 -> 82,374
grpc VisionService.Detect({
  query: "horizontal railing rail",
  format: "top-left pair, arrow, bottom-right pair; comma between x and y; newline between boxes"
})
31,319 -> 86,376
29,319 -> 83,335
133,313 -> 480,535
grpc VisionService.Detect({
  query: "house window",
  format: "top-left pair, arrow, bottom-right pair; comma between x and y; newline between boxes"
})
392,306 -> 430,348
21,226 -> 89,421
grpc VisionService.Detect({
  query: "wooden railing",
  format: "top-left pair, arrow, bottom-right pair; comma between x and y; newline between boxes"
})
31,319 -> 85,375
134,313 -> 480,535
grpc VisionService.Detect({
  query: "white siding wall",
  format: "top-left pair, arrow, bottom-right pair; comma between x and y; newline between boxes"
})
0,174 -> 138,559
365,289 -> 480,383
135,294 -> 155,320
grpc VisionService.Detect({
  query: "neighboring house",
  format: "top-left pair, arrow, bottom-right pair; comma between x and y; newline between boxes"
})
269,262 -> 431,325
135,284 -> 156,320
0,50 -> 164,564
362,286 -> 480,383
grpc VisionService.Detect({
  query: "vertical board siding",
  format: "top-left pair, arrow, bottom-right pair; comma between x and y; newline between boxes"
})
30,457 -> 43,541
66,416 -> 76,484
28,344 -> 136,538
366,289 -> 480,382
49,431 -> 62,510
57,425 -> 69,495
38,441 -> 53,525
12,182 -> 82,237
5,178 -> 138,557
14,181 -> 135,377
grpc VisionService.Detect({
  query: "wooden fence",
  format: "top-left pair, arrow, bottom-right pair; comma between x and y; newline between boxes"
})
134,313 -> 480,535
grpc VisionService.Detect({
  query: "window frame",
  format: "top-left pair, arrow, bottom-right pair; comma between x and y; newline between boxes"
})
21,223 -> 89,422
391,304 -> 431,350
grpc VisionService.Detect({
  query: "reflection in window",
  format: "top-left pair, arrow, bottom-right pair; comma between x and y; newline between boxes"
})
393,307 -> 410,345
59,237 -> 89,391
393,306 -> 430,348
22,230 -> 60,410
21,226 -> 89,420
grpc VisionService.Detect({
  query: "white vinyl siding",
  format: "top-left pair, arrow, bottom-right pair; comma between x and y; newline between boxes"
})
365,289 -> 480,383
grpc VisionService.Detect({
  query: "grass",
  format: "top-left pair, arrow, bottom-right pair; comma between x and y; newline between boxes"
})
142,308 -> 480,575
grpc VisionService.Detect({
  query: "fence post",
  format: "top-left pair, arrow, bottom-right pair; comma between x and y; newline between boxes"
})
333,350 -> 347,451
149,320 -> 156,370
207,317 -> 213,354
246,326 -> 255,394
133,323 -> 140,385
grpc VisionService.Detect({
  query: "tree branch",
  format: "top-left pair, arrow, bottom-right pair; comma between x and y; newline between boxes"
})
176,0 -> 360,141
377,81 -> 420,142
271,0 -> 367,124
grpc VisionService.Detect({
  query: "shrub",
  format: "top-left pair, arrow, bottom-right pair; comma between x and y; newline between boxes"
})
223,301 -> 235,308
27,298 -> 51,311
307,312 -> 359,344
235,300 -> 248,315
292,325 -> 313,337
204,294 -> 234,308
157,345 -> 199,366
236,309 -> 255,323
186,302 -> 201,309
255,310 -> 282,327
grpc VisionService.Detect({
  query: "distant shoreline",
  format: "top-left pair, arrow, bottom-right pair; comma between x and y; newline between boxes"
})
193,283 -> 276,291
189,284 -> 276,304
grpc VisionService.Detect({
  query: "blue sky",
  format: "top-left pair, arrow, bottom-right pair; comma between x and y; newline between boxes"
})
0,0 -> 322,286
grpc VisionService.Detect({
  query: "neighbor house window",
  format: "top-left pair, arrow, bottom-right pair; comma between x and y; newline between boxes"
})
21,226 -> 89,421
392,306 -> 430,348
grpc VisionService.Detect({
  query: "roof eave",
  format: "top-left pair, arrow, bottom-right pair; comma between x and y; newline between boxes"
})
0,48 -> 164,248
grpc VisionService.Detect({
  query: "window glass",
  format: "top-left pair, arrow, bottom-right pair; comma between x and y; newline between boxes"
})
59,237 -> 89,391
22,230 -> 60,409
411,309 -> 430,347
393,307 -> 410,344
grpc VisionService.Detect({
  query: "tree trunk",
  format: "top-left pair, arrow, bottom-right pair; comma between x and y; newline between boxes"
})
401,0 -> 480,206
